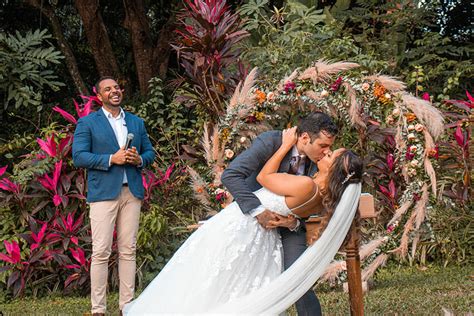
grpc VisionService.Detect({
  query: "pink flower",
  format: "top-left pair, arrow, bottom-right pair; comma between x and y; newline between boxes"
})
284,81 -> 296,93
329,77 -> 343,92
422,92 -> 430,101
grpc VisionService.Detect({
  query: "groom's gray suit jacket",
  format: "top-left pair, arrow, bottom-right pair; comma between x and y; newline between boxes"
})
221,130 -> 318,215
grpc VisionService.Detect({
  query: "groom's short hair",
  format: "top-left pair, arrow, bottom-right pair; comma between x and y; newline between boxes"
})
297,112 -> 338,142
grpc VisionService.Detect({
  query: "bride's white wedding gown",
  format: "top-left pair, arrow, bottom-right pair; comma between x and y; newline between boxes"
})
124,183 -> 361,315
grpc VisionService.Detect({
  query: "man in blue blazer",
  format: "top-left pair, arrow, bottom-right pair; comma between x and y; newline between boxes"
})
221,112 -> 338,316
72,77 -> 155,316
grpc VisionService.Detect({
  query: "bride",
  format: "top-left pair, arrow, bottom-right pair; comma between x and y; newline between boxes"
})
124,127 -> 363,315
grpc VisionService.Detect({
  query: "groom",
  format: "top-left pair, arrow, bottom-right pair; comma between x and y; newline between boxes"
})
221,112 -> 338,315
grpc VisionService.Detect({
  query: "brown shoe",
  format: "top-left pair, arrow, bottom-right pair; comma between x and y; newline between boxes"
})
92,313 -> 105,316
119,310 -> 123,316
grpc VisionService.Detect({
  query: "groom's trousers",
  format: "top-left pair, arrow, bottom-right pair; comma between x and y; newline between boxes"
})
89,186 -> 142,314
279,226 -> 322,316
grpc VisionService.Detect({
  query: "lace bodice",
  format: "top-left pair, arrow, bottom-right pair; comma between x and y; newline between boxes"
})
253,187 -> 291,216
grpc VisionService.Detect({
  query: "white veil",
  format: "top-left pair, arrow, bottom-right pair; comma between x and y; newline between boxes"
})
211,183 -> 362,315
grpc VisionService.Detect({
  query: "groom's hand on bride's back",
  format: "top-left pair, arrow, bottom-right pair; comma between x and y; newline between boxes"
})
256,210 -> 279,229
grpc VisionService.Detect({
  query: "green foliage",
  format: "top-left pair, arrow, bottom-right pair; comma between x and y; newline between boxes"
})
422,200 -> 473,266
130,77 -> 197,162
239,0 -> 328,81
0,29 -> 64,110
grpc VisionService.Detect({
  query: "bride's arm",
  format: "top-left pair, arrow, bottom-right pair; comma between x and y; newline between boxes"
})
256,127 -> 314,198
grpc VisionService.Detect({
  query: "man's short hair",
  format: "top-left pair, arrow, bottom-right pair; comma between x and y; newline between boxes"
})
297,112 -> 338,142
94,76 -> 117,94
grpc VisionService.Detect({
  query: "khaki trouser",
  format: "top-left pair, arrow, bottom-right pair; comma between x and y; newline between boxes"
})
89,186 -> 142,314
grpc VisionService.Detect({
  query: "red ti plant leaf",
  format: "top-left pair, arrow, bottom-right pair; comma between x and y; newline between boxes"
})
386,153 -> 394,171
378,184 -> 391,198
0,240 -> 21,264
388,179 -> 397,199
53,106 -> 77,124
454,125 -> 466,148
31,223 -> 48,251
0,177 -> 21,194
69,247 -> 86,266
0,165 -> 7,177
37,134 -> 57,158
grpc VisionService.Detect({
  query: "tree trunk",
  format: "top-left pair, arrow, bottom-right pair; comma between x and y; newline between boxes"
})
153,17 -> 175,80
74,0 -> 121,79
122,0 -> 155,95
25,0 -> 89,95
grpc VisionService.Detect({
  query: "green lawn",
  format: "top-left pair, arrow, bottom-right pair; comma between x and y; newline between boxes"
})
0,264 -> 472,315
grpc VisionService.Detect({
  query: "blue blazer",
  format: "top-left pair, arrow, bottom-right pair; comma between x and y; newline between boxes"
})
221,130 -> 317,214
72,110 -> 155,202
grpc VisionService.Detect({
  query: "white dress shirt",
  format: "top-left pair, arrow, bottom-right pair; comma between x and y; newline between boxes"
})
102,107 -> 128,184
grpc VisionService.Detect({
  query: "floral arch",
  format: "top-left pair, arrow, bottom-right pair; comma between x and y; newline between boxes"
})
188,60 -> 444,279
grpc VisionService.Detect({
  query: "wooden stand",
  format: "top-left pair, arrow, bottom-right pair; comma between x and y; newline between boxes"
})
345,219 -> 364,316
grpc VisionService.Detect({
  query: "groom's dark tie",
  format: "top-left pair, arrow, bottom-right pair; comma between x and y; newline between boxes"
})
289,156 -> 302,175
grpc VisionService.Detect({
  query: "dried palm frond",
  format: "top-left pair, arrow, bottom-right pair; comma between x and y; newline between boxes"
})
299,60 -> 359,83
187,167 -> 212,209
319,260 -> 346,284
201,124 -> 213,166
228,67 -> 258,109
398,210 -> 417,258
387,199 -> 413,226
411,232 -> 420,259
359,237 -> 388,261
276,69 -> 299,92
211,125 -> 224,166
304,90 -> 322,101
362,253 -> 388,282
364,75 -> 406,92
344,82 -> 366,128
414,184 -> 429,230
401,93 -> 444,139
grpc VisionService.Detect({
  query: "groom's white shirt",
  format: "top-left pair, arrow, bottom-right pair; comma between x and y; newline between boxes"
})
249,145 -> 305,217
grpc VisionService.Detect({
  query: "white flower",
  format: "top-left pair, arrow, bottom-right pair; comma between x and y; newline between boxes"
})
239,136 -> 247,143
392,108 -> 400,117
385,115 -> 395,124
362,82 -> 370,91
266,92 -> 275,102
407,124 -> 415,131
224,149 -> 234,159
410,159 -> 419,167
408,168 -> 417,176
320,90 -> 329,98
407,133 -> 416,141
415,124 -> 424,132
384,93 -> 392,99
409,145 -> 418,153
215,188 -> 225,195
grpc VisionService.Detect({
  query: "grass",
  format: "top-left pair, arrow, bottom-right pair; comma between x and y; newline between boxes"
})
0,264 -> 472,315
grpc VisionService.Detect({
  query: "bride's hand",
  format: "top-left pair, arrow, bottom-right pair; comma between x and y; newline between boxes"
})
282,126 -> 298,149
267,213 -> 298,229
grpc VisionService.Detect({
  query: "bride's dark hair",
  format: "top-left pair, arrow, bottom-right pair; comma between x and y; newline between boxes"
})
323,150 -> 363,212
314,150 -> 363,242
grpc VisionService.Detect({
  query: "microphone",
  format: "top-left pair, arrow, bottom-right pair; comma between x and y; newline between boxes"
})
124,133 -> 134,149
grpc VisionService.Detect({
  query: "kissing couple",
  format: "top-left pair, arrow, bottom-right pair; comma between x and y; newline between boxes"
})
124,112 -> 363,315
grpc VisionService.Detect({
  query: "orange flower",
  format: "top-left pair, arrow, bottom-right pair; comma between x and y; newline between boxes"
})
373,83 -> 386,99
255,89 -> 266,104
404,112 -> 417,122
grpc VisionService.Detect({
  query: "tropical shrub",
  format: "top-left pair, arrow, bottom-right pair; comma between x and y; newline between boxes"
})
0,29 -> 64,110
0,94 -> 186,297
172,0 -> 249,122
